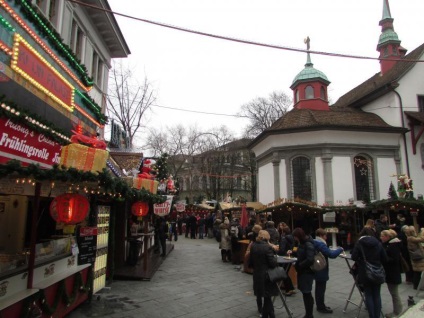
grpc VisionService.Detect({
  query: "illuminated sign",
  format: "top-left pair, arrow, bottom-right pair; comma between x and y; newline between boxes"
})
11,34 -> 74,111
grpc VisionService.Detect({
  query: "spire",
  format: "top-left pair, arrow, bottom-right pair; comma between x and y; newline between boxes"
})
290,37 -> 330,111
382,0 -> 392,20
377,0 -> 405,75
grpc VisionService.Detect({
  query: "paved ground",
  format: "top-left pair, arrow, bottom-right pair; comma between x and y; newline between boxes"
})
69,235 -> 423,318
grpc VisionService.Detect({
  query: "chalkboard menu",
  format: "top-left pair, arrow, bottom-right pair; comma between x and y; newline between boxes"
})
77,227 -> 98,265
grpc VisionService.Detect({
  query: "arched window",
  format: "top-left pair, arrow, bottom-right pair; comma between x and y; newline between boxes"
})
291,156 -> 312,201
354,155 -> 375,202
320,86 -> 326,100
305,85 -> 314,99
295,89 -> 299,103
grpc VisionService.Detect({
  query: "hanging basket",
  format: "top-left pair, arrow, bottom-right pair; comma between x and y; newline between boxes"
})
50,193 -> 90,224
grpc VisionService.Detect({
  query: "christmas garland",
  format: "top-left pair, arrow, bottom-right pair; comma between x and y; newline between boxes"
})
0,97 -> 71,145
20,270 -> 92,318
366,198 -> 424,212
0,160 -> 166,203
11,0 -> 94,87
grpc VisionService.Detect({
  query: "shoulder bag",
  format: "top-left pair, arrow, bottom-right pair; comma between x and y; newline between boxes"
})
359,243 -> 385,285
267,266 -> 287,283
310,243 -> 327,272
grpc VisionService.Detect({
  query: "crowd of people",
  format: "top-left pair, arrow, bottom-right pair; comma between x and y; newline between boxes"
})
155,212 -> 424,318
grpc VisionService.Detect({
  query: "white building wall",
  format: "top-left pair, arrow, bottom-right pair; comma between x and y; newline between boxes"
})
315,157 -> 325,205
279,159 -> 288,198
376,157 -> 398,200
332,157 -> 355,204
258,163 -> 274,205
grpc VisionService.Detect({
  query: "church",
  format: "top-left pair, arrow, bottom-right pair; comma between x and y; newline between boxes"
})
249,0 -> 424,207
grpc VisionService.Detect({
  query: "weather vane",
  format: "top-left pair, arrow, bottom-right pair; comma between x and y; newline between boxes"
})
304,36 -> 310,51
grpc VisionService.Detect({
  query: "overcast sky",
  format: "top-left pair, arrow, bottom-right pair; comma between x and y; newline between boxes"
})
106,0 -> 424,144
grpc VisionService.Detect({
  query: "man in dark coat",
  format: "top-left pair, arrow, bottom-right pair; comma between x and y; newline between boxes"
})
189,213 -> 197,239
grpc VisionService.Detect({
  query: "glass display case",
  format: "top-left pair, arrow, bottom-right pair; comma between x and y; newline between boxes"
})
0,236 -> 74,277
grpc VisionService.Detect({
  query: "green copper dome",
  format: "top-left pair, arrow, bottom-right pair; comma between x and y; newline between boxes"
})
378,29 -> 400,46
291,53 -> 330,88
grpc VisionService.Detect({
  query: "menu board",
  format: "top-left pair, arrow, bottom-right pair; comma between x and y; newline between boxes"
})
77,227 -> 98,265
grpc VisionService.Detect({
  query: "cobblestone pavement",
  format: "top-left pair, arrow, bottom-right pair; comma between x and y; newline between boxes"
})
69,236 -> 422,318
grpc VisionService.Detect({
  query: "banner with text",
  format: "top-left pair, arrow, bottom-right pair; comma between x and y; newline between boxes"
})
0,117 -> 62,167
153,195 -> 173,217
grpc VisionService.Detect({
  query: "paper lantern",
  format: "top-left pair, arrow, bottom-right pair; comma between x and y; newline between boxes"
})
131,201 -> 149,217
50,193 -> 90,224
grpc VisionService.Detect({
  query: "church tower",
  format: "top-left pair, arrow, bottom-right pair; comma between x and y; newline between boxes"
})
377,0 -> 407,75
290,37 -> 330,111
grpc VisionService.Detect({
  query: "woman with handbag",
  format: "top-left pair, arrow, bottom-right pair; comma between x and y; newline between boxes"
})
351,235 -> 387,318
404,226 -> 424,290
249,230 -> 279,318
313,228 -> 344,314
292,227 -> 316,318
380,229 -> 403,318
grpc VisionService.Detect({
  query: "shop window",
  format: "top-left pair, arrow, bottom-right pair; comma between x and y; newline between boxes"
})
291,156 -> 312,201
354,155 -> 375,201
305,85 -> 314,99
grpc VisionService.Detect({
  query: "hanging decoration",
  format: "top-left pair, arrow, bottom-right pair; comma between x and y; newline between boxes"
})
131,201 -> 149,217
50,193 -> 90,224
60,124 -> 108,173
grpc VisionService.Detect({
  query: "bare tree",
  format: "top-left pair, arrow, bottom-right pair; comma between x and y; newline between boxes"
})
239,90 -> 292,138
106,61 -> 156,148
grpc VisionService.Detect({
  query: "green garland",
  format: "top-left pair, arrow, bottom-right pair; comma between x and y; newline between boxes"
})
20,270 -> 92,318
0,96 -> 71,145
74,90 -> 108,125
366,198 -> 424,212
11,0 -> 93,87
0,160 -> 166,203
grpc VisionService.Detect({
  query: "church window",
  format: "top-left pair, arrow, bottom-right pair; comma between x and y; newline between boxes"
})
384,47 -> 389,57
291,156 -> 312,201
353,155 -> 375,202
392,45 -> 398,56
295,89 -> 299,103
305,86 -> 314,99
320,86 -> 326,100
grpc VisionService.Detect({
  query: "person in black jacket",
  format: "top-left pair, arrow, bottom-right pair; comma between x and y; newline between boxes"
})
278,226 -> 296,296
292,227 -> 315,318
351,235 -> 388,318
249,230 -> 279,318
380,229 -> 403,318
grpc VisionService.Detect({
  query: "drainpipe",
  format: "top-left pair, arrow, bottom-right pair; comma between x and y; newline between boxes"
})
391,82 -> 411,177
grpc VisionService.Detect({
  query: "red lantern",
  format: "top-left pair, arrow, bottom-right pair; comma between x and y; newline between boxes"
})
131,201 -> 149,217
50,193 -> 90,224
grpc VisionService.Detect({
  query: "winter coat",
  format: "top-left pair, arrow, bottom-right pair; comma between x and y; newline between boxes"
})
406,234 -> 424,272
278,234 -> 294,256
351,236 -> 387,286
313,237 -> 343,282
219,223 -> 231,250
294,236 -> 315,293
249,240 -> 279,298
375,220 -> 389,237
382,237 -> 402,285
265,227 -> 280,245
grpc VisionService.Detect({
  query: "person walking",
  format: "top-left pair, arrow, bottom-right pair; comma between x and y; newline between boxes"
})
249,230 -> 279,318
380,229 -> 403,318
189,213 -> 197,239
292,227 -> 316,318
404,225 -> 424,290
351,234 -> 387,318
219,217 -> 231,262
198,214 -> 205,239
313,228 -> 344,314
